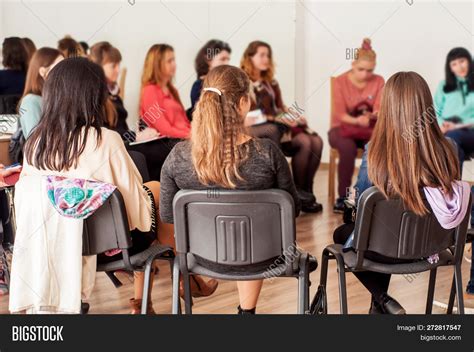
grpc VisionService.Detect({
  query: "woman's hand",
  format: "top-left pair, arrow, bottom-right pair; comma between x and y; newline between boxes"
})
135,127 -> 160,142
440,121 -> 456,134
356,114 -> 371,127
0,164 -> 22,187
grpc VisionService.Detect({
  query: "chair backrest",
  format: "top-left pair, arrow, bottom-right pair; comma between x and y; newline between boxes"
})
0,94 -> 21,115
128,150 -> 150,183
353,187 -> 471,267
173,189 -> 297,269
82,189 -> 133,268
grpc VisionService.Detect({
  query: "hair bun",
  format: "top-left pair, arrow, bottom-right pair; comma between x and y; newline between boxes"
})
361,38 -> 372,50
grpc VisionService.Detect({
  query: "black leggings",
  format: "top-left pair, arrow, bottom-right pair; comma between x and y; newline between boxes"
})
333,223 -> 409,304
128,138 -> 181,181
290,133 -> 323,193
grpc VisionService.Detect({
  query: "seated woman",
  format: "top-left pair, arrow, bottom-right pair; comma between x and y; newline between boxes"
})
435,47 -> 474,309
19,47 -> 63,138
240,41 -> 323,213
159,65 -> 301,314
136,44 -> 190,180
188,39 -> 231,119
89,41 -> 132,137
435,47 -> 474,169
57,35 -> 85,58
0,37 -> 29,96
333,71 -> 469,314
328,38 -> 384,213
10,58 -> 173,314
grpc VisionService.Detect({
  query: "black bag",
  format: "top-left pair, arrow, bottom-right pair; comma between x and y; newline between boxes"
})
343,199 -> 357,224
9,126 -> 25,164
308,284 -> 327,315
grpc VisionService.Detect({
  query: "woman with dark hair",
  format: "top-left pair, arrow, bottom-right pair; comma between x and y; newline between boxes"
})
19,47 -> 63,138
241,40 -> 324,213
57,35 -> 85,58
10,58 -> 173,314
435,47 -> 474,169
0,37 -> 29,95
188,39 -> 231,118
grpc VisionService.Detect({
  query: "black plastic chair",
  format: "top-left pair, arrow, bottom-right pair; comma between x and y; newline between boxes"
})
320,186 -> 471,314
171,189 -> 317,314
82,189 -> 175,314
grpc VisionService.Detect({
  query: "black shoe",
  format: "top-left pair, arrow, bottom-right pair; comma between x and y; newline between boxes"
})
379,294 -> 406,315
80,301 -> 90,314
333,197 -> 345,213
237,305 -> 256,314
369,298 -> 384,314
302,201 -> 323,213
297,188 -> 316,204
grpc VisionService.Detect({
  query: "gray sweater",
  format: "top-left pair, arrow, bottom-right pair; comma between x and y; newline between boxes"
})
159,138 -> 301,223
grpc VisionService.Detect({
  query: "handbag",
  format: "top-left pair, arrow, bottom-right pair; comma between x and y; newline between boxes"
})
8,126 -> 25,164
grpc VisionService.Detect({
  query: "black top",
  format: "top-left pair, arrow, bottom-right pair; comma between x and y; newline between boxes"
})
159,138 -> 301,223
0,69 -> 26,95
108,90 -> 130,140
187,78 -> 203,121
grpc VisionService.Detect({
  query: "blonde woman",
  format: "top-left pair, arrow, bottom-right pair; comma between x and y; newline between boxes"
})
159,65 -> 301,314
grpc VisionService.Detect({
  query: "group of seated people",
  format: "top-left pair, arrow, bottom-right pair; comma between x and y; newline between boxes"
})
0,34 -> 473,314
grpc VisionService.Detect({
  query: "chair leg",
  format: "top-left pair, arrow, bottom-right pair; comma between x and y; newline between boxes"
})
425,268 -> 437,314
141,260 -> 154,315
297,254 -> 310,314
171,259 -> 181,314
447,275 -> 456,314
182,271 -> 193,314
319,249 -> 331,288
105,271 -> 123,288
455,264 -> 465,314
336,258 -> 348,314
328,150 -> 337,205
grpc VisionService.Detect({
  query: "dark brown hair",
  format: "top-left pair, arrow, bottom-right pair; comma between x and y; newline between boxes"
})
89,41 -> 122,66
25,58 -> 108,171
2,37 -> 29,71
194,39 -> 231,78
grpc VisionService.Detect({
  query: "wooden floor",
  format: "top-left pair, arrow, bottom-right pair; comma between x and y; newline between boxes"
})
0,168 -> 471,314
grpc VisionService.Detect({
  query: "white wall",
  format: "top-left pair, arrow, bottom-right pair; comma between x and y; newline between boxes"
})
298,0 -> 473,162
1,0 -> 473,164
0,0 -> 296,126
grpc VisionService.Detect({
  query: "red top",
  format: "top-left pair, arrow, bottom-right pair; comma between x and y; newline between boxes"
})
140,84 -> 191,139
331,71 -> 385,128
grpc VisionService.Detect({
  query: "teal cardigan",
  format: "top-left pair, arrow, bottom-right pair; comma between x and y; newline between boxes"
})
434,77 -> 474,126
19,94 -> 42,138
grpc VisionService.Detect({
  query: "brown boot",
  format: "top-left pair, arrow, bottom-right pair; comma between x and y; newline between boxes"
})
129,298 -> 156,315
179,276 -> 218,298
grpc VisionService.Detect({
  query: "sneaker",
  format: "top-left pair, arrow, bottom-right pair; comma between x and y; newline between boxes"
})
333,197 -> 345,213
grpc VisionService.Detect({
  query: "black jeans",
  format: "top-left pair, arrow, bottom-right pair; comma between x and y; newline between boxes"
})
333,223 -> 411,305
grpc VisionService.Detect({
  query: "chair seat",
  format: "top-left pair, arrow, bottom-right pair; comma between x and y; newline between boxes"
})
185,253 -> 317,281
326,244 -> 454,275
97,243 -> 174,272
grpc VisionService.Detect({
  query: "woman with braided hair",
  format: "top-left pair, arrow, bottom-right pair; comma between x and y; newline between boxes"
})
159,65 -> 301,314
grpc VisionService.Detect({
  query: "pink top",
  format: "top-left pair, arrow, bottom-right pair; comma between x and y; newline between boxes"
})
331,70 -> 385,128
140,84 -> 191,139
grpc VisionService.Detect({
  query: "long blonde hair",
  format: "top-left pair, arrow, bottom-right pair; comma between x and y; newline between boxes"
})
368,71 -> 460,215
140,44 -> 182,106
191,65 -> 251,188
